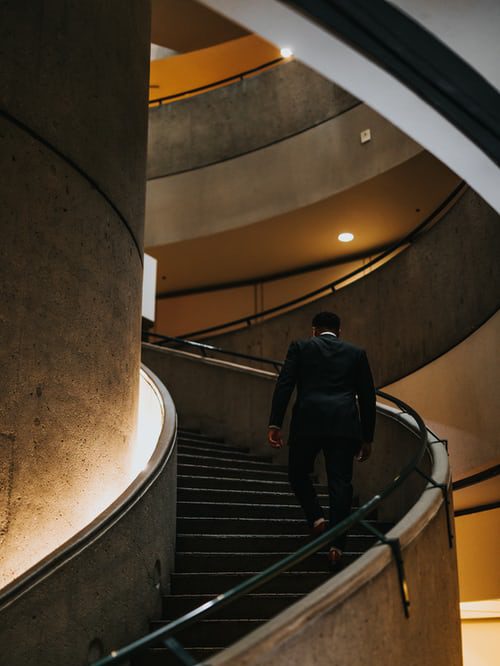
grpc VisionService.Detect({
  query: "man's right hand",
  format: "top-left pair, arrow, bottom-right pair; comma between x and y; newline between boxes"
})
356,442 -> 372,462
268,427 -> 284,449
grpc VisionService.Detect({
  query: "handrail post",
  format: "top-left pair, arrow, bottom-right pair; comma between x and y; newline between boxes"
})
414,468 -> 454,548
360,520 -> 410,618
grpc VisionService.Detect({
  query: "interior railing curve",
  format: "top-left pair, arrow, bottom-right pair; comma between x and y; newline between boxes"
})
94,340 -> 453,666
149,56 -> 284,106
151,181 -> 465,339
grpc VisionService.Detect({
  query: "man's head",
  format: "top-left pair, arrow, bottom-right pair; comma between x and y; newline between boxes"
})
312,311 -> 341,337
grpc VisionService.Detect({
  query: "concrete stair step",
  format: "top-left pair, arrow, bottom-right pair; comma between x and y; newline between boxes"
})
178,443 -> 271,463
177,500 -> 327,518
151,618 -> 265,647
178,437 -> 249,455
178,463 -> 289,481
177,486 -> 329,504
171,571 -> 333,594
178,452 -> 287,473
177,475 -> 327,493
176,500 -> 377,520
175,551 -> 362,573
133,646 -> 219,666
177,517 -> 312,535
178,430 -> 225,444
177,533 -> 375,552
176,517 -> 391,536
162,593 -> 303,620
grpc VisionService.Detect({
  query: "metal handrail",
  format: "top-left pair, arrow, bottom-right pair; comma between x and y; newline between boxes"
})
143,333 -> 284,371
172,181 -> 465,339
94,345 -> 437,665
455,501 -> 500,517
452,463 -> 499,491
149,57 -> 284,106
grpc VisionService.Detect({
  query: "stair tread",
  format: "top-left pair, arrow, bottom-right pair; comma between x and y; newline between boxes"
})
178,443 -> 270,462
179,462 -> 288,475
133,426 -> 381,666
178,483 -> 328,494
178,452 -> 287,471
163,593 -> 303,598
178,430 -> 224,442
177,475 -> 326,490
177,532 -> 373,537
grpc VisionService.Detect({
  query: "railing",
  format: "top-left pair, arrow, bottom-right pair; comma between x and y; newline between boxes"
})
94,341 -> 453,666
453,463 -> 500,517
149,57 -> 284,106
155,181 -> 465,340
142,333 -> 284,372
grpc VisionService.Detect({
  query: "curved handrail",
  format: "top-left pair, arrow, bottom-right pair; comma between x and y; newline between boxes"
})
455,501 -> 500,517
143,333 -> 284,371
149,57 -> 284,106
452,463 -> 499,491
0,365 -> 177,611
452,463 -> 500,517
93,346 -> 443,665
152,181 -> 465,339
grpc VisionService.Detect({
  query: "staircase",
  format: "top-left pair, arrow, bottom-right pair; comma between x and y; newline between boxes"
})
136,429 -> 390,665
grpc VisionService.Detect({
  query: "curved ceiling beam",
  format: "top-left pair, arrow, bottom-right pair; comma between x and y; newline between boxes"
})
200,0 -> 500,212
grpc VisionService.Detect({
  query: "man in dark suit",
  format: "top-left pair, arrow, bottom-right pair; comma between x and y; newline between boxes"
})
268,311 -> 376,568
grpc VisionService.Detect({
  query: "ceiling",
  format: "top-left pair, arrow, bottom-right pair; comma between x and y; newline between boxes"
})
151,0 -> 248,53
146,151 -> 461,295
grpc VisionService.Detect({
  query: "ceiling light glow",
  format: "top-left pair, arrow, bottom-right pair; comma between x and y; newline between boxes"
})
280,47 -> 293,58
338,232 -> 354,243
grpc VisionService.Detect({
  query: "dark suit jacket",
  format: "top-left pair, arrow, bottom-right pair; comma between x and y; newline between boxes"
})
269,335 -> 376,443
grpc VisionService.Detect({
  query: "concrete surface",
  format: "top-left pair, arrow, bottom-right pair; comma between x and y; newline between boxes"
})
145,103 -> 421,245
147,60 -> 358,177
0,365 -> 178,666
0,0 -> 150,246
384,309 -> 500,478
0,0 -> 150,586
207,188 -> 500,388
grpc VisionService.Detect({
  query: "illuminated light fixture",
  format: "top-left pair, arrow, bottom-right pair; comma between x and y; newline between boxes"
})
280,47 -> 293,58
338,232 -> 354,242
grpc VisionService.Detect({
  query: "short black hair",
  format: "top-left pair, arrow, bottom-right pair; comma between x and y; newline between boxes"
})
312,311 -> 341,333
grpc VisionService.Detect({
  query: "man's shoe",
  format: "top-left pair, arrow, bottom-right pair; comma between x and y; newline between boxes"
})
310,518 -> 327,538
327,547 -> 343,572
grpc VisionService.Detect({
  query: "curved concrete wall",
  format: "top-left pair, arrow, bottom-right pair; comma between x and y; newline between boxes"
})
384,309 -> 500,479
147,60 -> 358,177
0,0 -> 150,587
207,188 -> 500,388
145,103 -> 421,245
0,366 -> 177,666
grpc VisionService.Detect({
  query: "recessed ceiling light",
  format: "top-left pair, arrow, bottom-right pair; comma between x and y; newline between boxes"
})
338,232 -> 354,242
280,47 -> 293,58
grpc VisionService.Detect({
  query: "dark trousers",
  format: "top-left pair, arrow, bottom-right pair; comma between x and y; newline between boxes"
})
288,436 -> 359,550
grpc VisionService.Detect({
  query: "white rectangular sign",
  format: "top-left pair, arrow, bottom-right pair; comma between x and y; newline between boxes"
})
142,253 -> 157,323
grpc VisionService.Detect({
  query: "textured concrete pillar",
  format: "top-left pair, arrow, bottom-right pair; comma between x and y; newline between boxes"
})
0,0 -> 151,586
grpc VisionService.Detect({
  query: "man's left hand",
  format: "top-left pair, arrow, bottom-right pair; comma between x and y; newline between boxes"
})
268,427 -> 284,448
